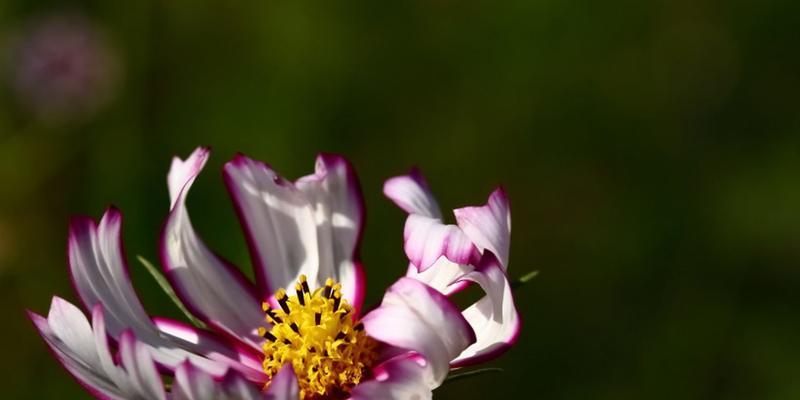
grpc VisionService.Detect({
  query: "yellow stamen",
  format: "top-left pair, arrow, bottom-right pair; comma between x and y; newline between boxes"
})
261,275 -> 377,399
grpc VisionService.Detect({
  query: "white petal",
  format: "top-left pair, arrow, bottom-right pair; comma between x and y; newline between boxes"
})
383,169 -> 442,218
454,188 -> 511,268
46,296 -> 101,368
295,154 -> 366,309
224,155 -> 321,296
225,154 -> 365,308
360,278 -> 475,387
350,354 -> 433,400
452,254 -> 521,366
162,147 -> 265,351
68,209 -> 154,338
70,207 -> 264,379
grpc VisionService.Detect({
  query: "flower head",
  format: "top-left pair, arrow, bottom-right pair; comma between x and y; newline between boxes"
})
8,14 -> 119,120
29,147 -> 520,399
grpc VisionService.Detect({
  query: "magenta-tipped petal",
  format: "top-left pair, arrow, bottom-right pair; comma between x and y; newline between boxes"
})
453,188 -> 512,269
383,168 -> 442,219
451,253 -> 521,366
161,147 -> 265,351
224,153 -> 366,310
361,278 -> 476,387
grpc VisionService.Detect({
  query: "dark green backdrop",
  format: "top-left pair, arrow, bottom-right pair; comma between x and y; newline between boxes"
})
2,0 -> 800,399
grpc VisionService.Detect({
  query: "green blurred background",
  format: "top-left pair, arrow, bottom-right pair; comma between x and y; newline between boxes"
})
2,0 -> 800,399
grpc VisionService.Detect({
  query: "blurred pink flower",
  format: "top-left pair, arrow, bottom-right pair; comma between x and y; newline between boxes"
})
8,14 -> 119,119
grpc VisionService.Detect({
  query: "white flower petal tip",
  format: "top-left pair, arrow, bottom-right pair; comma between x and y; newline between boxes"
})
453,187 -> 512,269
223,152 -> 366,310
361,278 -> 476,387
168,146 -> 211,208
451,252 -> 521,367
383,168 -> 442,219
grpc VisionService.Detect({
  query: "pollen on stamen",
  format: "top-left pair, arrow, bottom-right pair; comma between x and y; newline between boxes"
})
261,275 -> 377,399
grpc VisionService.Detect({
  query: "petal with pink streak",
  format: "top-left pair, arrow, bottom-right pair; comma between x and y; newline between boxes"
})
264,364 -> 300,400
28,297 -> 167,400
451,253 -> 521,366
403,214 -> 479,272
295,154 -> 366,311
350,353 -> 433,400
360,278 -> 475,386
162,147 -> 265,351
454,188 -> 511,268
173,361 -> 273,400
224,154 -> 365,308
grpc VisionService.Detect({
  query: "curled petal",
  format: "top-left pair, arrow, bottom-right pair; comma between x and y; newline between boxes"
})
361,278 -> 476,387
162,147 -> 265,351
383,169 -> 442,219
224,154 -> 365,309
404,214 -> 479,272
350,354 -> 433,400
454,188 -> 511,268
451,253 -> 521,366
404,259 -> 472,296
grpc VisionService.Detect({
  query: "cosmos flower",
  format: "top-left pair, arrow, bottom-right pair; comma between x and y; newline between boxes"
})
28,147 -> 520,399
7,14 -> 118,119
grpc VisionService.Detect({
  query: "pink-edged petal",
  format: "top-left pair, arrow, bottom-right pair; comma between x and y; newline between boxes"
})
350,353 -> 433,400
162,147 -> 265,351
29,297 -> 123,399
404,214 -> 479,272
225,154 -> 365,309
361,278 -> 476,386
69,200 -> 263,379
453,188 -> 511,268
29,297 -> 160,400
451,253 -> 521,366
224,155 -> 321,298
151,318 -> 266,382
68,208 -> 154,339
404,259 -> 472,296
264,364 -> 300,400
295,154 -> 366,310
117,331 -> 167,400
173,361 -> 269,400
383,168 -> 442,219
172,361 -> 219,400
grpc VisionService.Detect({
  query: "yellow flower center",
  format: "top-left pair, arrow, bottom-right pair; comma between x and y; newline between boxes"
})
260,276 -> 378,399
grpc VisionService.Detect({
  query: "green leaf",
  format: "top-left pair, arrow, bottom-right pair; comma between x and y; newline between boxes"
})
137,255 -> 207,329
511,270 -> 539,290
441,367 -> 504,385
